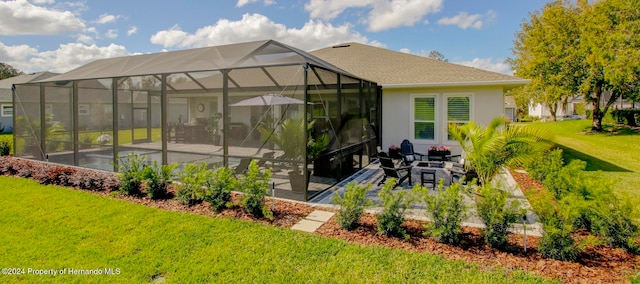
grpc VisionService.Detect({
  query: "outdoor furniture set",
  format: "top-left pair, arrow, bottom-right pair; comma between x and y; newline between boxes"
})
379,139 -> 469,189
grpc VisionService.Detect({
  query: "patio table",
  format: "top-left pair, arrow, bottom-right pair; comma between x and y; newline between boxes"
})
411,161 -> 451,187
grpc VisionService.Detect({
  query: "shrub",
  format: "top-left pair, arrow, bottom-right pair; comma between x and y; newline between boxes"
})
175,162 -> 212,206
534,193 -> 579,261
590,197 -> 639,253
0,136 -> 11,156
116,153 -> 147,196
0,156 -> 118,191
525,148 -> 564,184
376,180 -> 414,239
239,160 -> 272,219
475,185 -> 522,249
143,161 -> 177,199
331,181 -> 372,230
420,182 -> 469,244
205,166 -> 238,212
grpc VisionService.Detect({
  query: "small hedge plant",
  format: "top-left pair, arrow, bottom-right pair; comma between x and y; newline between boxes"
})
376,179 -> 415,239
239,160 -> 272,219
0,136 -> 11,156
116,153 -> 147,196
143,161 -> 177,199
175,162 -> 213,206
526,148 -> 640,252
331,181 -> 372,230
533,193 -> 579,261
420,181 -> 468,244
205,166 -> 238,212
475,185 -> 522,249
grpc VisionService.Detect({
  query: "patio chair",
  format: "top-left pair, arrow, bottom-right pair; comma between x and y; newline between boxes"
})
400,139 -> 425,165
256,152 -> 275,168
174,123 -> 186,143
234,158 -> 252,175
378,155 -> 413,187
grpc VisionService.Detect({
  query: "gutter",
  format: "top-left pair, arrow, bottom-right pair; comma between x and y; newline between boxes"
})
381,79 -> 530,89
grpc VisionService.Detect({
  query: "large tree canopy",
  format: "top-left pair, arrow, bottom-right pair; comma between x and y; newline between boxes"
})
0,62 -> 23,80
509,0 -> 640,130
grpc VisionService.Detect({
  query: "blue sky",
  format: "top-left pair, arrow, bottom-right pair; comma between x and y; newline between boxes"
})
0,0 -> 549,75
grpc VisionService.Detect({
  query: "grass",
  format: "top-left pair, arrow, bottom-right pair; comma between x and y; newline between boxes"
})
0,176 -> 553,284
530,119 -> 640,205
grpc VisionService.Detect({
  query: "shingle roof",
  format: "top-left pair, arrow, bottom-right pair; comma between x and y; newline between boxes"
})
0,72 -> 58,101
311,42 -> 527,88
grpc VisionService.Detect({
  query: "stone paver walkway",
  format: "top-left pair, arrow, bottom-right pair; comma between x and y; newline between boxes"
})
291,210 -> 334,233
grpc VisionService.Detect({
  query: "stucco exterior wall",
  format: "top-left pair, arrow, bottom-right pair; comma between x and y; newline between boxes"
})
381,85 -> 506,156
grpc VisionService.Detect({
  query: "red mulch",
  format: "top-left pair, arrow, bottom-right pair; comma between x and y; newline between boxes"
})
2,157 -> 638,283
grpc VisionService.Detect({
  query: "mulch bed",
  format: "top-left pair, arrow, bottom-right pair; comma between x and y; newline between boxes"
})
1,156 -> 638,283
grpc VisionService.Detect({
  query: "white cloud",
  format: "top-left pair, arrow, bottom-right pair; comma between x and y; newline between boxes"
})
32,0 -> 55,4
455,58 -> 513,75
150,13 -> 376,51
76,34 -> 94,44
437,10 -> 496,30
105,29 -> 118,39
305,0 -> 372,20
96,13 -> 119,24
150,25 -> 188,48
0,0 -> 85,35
127,26 -> 138,36
236,0 -> 276,7
367,0 -> 442,31
304,0 -> 442,31
0,41 -> 128,73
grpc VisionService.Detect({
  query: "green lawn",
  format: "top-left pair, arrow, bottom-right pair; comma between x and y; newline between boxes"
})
530,120 -> 640,205
0,176 -> 552,284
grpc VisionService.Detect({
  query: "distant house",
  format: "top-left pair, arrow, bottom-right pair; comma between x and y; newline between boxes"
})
504,96 -> 517,121
312,43 -> 528,154
0,72 -> 58,132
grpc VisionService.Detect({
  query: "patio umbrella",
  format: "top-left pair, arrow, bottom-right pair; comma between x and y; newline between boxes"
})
230,93 -> 310,149
229,93 -> 308,106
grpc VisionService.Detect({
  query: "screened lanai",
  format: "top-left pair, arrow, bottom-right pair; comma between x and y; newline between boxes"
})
13,40 -> 381,201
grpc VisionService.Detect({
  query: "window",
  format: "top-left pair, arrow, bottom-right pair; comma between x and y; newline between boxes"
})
1,104 -> 12,117
413,96 -> 436,140
447,95 -> 471,140
78,104 -> 90,115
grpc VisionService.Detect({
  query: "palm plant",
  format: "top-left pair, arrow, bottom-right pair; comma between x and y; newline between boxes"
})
448,116 -> 550,185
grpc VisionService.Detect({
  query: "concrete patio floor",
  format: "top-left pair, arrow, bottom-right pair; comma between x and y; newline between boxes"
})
309,160 -> 543,237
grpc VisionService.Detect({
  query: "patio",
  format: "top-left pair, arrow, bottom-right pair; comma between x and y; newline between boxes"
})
310,160 -> 542,236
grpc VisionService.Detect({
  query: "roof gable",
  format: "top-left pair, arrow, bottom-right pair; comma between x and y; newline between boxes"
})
311,42 -> 526,87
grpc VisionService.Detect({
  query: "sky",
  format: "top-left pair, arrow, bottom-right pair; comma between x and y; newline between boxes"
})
0,0 -> 550,75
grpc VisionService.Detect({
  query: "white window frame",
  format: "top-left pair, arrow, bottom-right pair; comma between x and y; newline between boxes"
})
410,93 -> 439,143
78,104 -> 90,116
444,93 -> 474,143
1,104 -> 13,117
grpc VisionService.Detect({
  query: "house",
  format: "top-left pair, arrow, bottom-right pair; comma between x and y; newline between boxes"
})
311,43 -> 528,154
0,72 -> 58,132
13,40 -> 379,201
504,96 -> 517,122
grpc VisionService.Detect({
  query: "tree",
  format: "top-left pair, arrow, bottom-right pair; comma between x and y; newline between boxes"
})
508,1 -> 582,122
509,0 -> 640,131
428,50 -> 447,62
507,85 -> 535,119
578,0 -> 640,131
449,116 -> 549,185
0,62 -> 23,80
